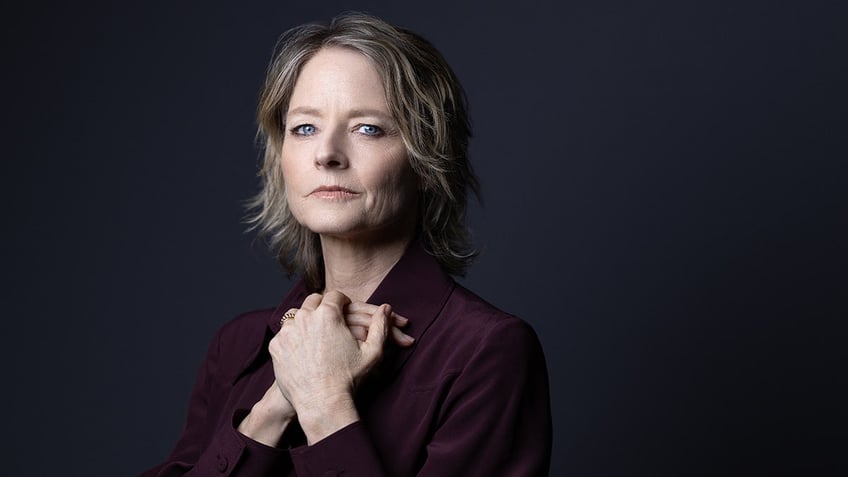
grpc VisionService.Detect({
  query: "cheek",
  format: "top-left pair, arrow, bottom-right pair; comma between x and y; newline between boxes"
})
280,151 -> 305,194
279,156 -> 308,220
279,153 -> 294,184
280,139 -> 306,178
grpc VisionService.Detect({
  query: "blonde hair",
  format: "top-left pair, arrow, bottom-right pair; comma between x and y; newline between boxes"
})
248,12 -> 479,290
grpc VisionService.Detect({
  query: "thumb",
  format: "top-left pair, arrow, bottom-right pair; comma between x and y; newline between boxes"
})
363,304 -> 391,356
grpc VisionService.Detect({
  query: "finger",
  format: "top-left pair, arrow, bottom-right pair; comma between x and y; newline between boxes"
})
348,325 -> 368,341
393,313 -> 410,327
344,312 -> 412,345
344,312 -> 373,328
320,290 -> 352,317
346,302 -> 409,326
363,304 -> 391,358
322,290 -> 352,307
279,308 -> 298,328
301,293 -> 323,311
345,312 -> 411,342
390,325 -> 415,347
344,310 -> 405,327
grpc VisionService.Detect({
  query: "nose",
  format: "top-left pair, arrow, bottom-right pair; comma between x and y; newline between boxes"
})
314,129 -> 349,169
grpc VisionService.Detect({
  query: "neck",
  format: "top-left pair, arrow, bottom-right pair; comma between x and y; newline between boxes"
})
319,233 -> 413,303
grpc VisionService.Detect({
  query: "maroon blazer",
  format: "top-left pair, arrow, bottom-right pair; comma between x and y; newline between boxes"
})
140,242 -> 552,476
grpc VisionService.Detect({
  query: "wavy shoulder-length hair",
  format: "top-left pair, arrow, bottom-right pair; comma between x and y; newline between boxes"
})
247,12 -> 480,291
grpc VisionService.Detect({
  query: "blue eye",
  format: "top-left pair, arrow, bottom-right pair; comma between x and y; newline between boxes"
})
358,124 -> 383,136
291,124 -> 316,136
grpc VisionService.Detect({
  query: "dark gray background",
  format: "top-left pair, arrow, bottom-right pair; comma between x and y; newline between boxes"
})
4,1 -> 846,476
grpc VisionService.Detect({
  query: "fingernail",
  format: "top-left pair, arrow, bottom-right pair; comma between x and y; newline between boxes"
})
394,315 -> 409,325
384,304 -> 393,316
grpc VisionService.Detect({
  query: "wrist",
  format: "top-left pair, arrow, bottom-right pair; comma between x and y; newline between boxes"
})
237,395 -> 295,447
297,394 -> 359,445
255,391 -> 297,422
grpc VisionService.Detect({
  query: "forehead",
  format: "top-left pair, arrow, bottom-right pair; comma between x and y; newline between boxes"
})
287,47 -> 388,113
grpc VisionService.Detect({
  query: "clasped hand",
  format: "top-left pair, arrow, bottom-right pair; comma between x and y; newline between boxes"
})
238,291 -> 413,446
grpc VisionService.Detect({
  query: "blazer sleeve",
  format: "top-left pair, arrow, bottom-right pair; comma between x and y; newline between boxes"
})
288,318 -> 553,476
138,328 -> 293,477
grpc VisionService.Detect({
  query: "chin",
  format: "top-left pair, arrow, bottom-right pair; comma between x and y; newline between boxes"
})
292,208 -> 412,242
298,215 -> 364,237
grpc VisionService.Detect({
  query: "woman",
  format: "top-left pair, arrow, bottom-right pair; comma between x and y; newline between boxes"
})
140,12 -> 551,477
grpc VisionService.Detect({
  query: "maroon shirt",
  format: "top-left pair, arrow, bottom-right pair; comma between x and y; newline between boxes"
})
140,242 -> 552,476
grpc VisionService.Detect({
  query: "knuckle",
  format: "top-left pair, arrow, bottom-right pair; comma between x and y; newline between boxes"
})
268,339 -> 279,356
325,290 -> 351,305
320,301 -> 345,317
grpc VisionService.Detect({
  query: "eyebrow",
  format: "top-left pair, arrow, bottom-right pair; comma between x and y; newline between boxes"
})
286,106 -> 394,121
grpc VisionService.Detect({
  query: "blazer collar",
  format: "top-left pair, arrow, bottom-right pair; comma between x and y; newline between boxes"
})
368,240 -> 455,378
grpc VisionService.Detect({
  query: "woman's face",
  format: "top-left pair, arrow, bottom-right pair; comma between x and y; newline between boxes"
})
281,47 -> 418,242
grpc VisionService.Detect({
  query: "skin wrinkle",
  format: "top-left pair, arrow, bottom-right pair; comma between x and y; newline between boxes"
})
241,44 -> 420,451
248,14 -> 478,290
281,47 -> 419,302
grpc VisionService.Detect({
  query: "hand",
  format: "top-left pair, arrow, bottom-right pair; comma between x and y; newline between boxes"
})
270,291 -> 393,444
237,299 -> 411,446
344,301 -> 414,346
236,380 -> 295,446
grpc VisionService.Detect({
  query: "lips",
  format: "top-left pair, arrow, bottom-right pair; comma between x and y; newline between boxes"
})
310,185 -> 359,199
